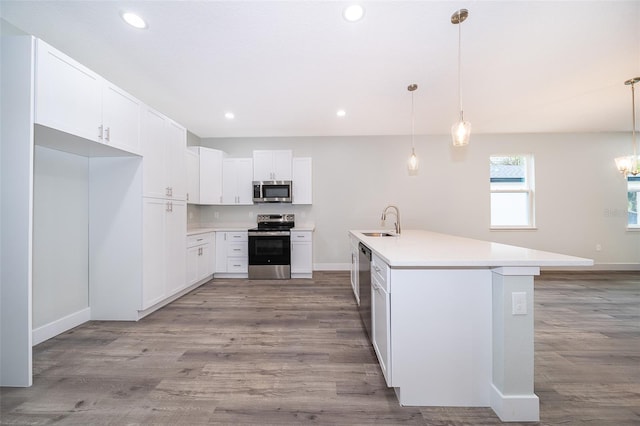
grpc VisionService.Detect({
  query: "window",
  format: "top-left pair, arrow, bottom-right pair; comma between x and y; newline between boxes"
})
490,155 -> 535,228
628,176 -> 640,228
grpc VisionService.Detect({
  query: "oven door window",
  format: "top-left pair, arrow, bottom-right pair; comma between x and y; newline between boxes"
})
249,236 -> 291,265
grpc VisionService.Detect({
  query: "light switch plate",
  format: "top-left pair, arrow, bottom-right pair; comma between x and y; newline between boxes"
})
512,292 -> 527,315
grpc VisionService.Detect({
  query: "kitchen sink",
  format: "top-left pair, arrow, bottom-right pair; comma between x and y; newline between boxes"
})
363,232 -> 395,237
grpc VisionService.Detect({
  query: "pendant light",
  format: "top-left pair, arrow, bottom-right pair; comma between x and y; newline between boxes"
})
408,84 -> 419,175
451,9 -> 471,147
615,77 -> 640,177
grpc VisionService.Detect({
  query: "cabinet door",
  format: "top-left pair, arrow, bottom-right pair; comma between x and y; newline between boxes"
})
198,243 -> 213,279
222,159 -> 238,204
214,232 -> 227,273
35,39 -> 102,142
141,108 -> 168,199
272,150 -> 293,180
165,200 -> 186,296
253,150 -> 292,180
102,82 -> 141,154
252,150 -> 274,181
291,242 -> 312,273
166,121 -> 187,201
186,245 -> 200,286
186,149 -> 200,204
199,147 -> 223,205
235,159 -> 254,204
142,198 -> 166,309
292,157 -> 312,205
222,159 -> 253,205
372,274 -> 391,386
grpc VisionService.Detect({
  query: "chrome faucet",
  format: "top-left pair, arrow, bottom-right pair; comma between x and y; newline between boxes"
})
381,205 -> 401,235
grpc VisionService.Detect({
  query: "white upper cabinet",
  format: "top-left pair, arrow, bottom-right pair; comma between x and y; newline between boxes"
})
34,39 -> 141,155
35,39 -> 102,142
141,107 -> 187,200
101,83 -> 141,154
186,149 -> 200,204
253,150 -> 292,181
292,157 -> 312,205
222,158 -> 253,205
188,147 -> 224,205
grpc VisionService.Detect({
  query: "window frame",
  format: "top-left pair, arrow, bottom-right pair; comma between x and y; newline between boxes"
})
489,154 -> 536,230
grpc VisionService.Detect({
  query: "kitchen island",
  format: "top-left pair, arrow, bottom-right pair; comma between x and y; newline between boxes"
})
349,229 -> 593,422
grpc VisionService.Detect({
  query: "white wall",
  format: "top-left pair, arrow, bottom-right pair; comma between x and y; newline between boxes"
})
197,132 -> 639,269
33,146 -> 89,328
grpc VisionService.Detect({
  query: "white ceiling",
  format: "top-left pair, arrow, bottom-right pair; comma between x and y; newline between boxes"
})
1,1 -> 639,139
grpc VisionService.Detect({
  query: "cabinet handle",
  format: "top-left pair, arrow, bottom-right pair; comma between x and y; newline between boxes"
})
166,201 -> 171,212
98,125 -> 103,140
297,235 -> 305,238
186,193 -> 189,201
104,127 -> 110,142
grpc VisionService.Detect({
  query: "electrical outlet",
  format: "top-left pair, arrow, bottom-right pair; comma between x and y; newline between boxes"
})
214,211 -> 219,219
596,244 -> 602,251
512,292 -> 527,315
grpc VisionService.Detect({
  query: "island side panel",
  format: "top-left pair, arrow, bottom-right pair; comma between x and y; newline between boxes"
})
490,267 -> 540,422
390,268 -> 492,406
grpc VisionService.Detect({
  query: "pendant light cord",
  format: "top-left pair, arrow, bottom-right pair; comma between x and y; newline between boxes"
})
411,90 -> 415,151
632,80 -> 637,166
458,17 -> 463,120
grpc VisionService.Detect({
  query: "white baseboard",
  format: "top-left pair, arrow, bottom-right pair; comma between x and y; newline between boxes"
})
314,263 -> 350,271
490,383 -> 539,422
32,307 -> 91,346
542,263 -> 640,272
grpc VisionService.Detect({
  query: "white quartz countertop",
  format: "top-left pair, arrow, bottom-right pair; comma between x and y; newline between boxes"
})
188,223 -> 315,235
350,229 -> 594,268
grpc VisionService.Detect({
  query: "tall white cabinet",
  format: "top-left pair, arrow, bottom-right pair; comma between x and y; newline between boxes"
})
140,105 -> 187,313
0,35 -> 194,387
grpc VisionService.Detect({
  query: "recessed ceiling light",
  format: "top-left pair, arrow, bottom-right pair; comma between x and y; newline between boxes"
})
336,109 -> 346,118
121,11 -> 147,29
225,112 -> 235,120
343,4 -> 365,22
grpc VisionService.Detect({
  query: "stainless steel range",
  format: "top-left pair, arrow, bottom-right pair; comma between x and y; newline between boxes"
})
247,214 -> 294,279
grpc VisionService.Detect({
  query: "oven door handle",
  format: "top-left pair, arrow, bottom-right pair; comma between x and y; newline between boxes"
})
249,231 -> 291,236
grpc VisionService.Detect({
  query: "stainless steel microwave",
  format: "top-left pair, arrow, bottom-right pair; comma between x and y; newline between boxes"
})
252,180 -> 292,203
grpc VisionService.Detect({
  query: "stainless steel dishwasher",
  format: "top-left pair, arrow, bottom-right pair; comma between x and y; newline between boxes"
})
358,242 -> 372,339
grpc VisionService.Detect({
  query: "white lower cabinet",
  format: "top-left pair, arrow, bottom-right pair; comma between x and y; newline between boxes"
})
371,254 -> 391,385
142,198 -> 186,310
187,232 -> 214,286
291,230 -> 313,278
215,231 -> 248,277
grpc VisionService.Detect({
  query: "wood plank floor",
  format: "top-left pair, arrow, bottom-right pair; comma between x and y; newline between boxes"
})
1,271 -> 639,425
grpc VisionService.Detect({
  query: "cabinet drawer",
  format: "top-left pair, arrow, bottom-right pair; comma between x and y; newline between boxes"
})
372,253 -> 389,292
290,231 -> 312,242
227,242 -> 247,257
227,232 -> 248,242
187,232 -> 213,248
227,257 -> 248,273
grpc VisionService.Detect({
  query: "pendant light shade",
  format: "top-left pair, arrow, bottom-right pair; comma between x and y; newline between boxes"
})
451,9 -> 470,147
615,77 -> 640,177
407,84 -> 419,175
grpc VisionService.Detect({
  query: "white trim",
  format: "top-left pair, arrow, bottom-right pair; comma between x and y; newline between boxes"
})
542,263 -> 640,272
490,383 -> 539,422
492,266 -> 540,276
137,277 -> 212,319
32,307 -> 91,346
313,262 -> 350,271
